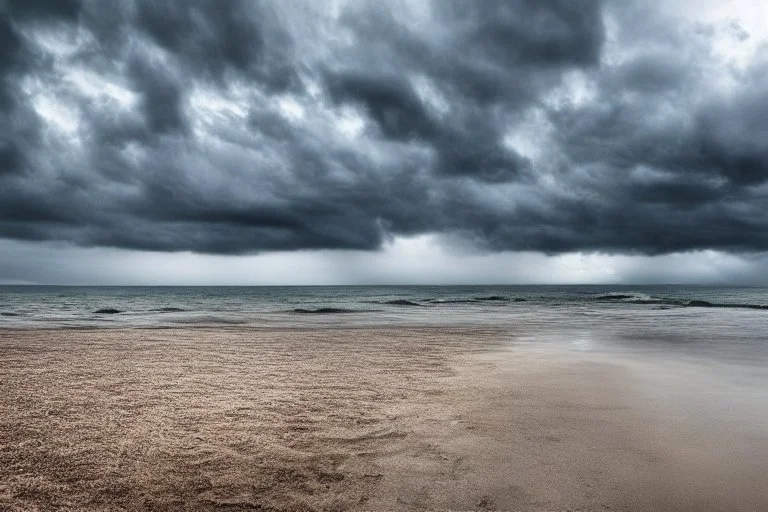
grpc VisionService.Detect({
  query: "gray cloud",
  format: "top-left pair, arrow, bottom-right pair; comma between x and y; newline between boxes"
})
0,0 -> 767,256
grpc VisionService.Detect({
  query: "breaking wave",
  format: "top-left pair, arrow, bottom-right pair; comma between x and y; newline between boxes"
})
679,300 -> 768,310
422,296 -> 525,304
94,308 -> 122,314
293,307 -> 375,314
593,293 -> 767,310
382,299 -> 424,306
364,299 -> 425,306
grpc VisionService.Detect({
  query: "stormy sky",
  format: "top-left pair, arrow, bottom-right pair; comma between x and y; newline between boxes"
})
1,0 -> 768,285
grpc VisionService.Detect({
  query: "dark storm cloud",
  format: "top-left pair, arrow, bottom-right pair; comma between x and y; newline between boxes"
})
127,52 -> 188,135
132,0 -> 298,91
1,0 -> 767,255
325,0 -> 603,182
433,0 -> 604,67
4,0 -> 82,21
326,72 -> 438,141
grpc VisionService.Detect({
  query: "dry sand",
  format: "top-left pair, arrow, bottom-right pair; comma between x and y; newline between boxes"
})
1,327 -> 766,511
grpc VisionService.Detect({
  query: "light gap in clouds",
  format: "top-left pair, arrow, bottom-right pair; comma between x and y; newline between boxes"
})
1,237 -> 766,286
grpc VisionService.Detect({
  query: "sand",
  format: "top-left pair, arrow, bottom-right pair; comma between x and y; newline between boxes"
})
1,327 -> 766,511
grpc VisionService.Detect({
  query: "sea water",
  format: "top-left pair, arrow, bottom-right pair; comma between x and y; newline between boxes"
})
1,285 -> 767,364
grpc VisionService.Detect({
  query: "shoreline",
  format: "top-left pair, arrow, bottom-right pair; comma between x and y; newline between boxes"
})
1,327 -> 766,511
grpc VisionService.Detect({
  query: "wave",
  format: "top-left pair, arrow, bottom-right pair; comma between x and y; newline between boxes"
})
593,292 -> 766,310
478,296 -> 525,302
597,295 -> 767,311
424,299 -> 476,304
681,300 -> 768,310
382,300 -> 424,307
152,307 -> 187,313
93,308 -> 122,314
1,312 -> 20,317
422,296 -> 526,304
627,298 -> 767,310
293,307 -> 375,314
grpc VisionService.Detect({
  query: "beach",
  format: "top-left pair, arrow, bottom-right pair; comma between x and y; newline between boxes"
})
4,0 -> 768,507
1,326 -> 766,511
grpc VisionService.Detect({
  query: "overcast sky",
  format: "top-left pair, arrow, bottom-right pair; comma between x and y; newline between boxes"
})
1,0 -> 767,285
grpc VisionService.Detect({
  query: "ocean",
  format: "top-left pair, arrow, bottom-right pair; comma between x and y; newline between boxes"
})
1,285 -> 767,364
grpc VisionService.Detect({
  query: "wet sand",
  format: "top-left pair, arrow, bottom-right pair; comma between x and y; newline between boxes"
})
1,327 -> 766,511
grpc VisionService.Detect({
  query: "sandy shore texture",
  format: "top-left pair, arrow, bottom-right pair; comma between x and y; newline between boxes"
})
1,327 -> 766,511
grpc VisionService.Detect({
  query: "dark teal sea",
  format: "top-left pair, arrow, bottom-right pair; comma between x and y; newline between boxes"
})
1,285 -> 767,365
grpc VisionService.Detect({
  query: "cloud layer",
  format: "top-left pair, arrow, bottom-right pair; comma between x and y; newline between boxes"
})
1,0 -> 767,255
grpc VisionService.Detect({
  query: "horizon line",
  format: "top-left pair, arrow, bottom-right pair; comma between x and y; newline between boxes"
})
0,283 -> 758,288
